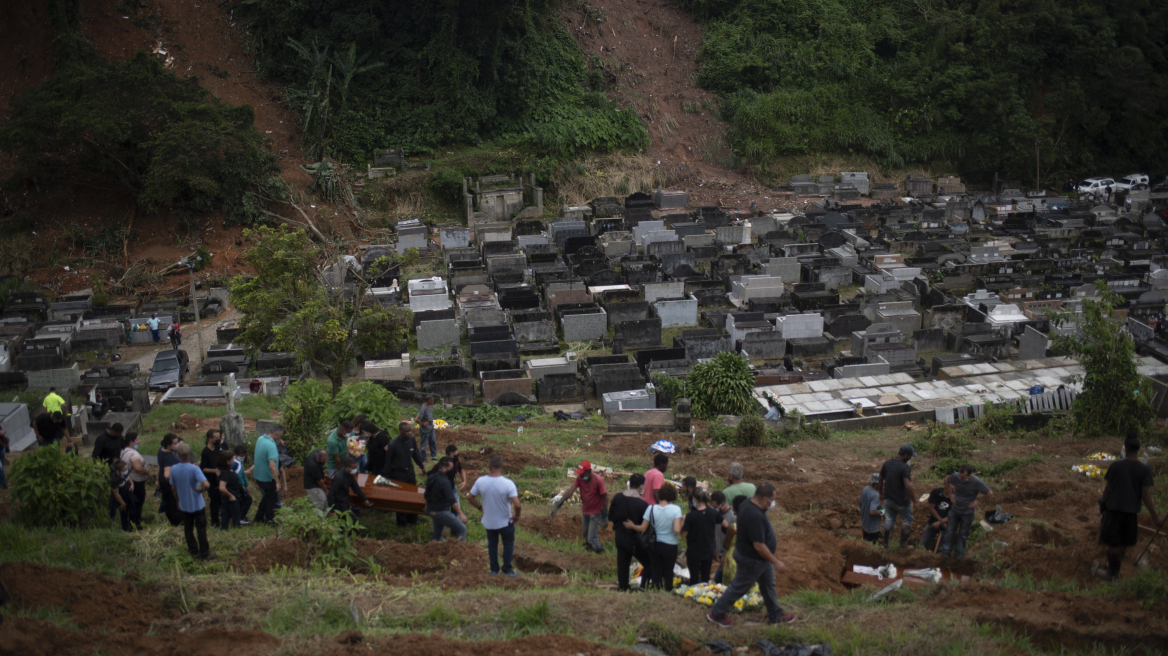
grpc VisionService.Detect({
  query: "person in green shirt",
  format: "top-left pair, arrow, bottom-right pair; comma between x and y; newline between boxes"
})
43,387 -> 66,415
252,427 -> 284,524
326,420 -> 352,475
722,462 -> 756,506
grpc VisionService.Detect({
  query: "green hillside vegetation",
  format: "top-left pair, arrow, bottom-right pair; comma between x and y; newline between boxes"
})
231,0 -> 648,163
0,35 -> 286,226
682,0 -> 1168,180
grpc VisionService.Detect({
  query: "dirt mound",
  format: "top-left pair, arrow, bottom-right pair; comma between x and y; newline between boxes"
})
0,561 -> 163,632
931,583 -> 1168,652
525,514 -> 615,543
321,632 -> 633,656
382,570 -> 573,591
792,506 -> 861,531
283,465 -> 306,500
0,617 -> 279,656
356,539 -> 485,575
461,445 -> 562,472
513,541 -> 612,575
776,479 -> 863,512
234,538 -> 487,577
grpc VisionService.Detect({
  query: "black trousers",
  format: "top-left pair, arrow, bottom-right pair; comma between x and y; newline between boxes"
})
130,482 -> 147,528
254,479 -> 278,523
689,557 -> 713,585
160,484 -> 182,526
207,487 -> 222,525
615,532 -> 651,591
649,542 -> 680,591
183,508 -> 210,558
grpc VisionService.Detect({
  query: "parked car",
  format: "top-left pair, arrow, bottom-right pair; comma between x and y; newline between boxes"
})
148,349 -> 189,392
1076,177 -> 1115,195
1113,174 -> 1150,191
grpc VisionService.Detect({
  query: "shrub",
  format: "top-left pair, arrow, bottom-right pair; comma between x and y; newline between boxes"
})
274,497 -> 362,566
328,381 -> 407,432
686,352 -> 757,420
734,415 -> 767,447
924,421 -> 973,461
11,447 -> 110,527
281,378 -> 332,462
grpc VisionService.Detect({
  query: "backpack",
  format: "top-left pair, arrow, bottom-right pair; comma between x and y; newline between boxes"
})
640,506 -> 658,550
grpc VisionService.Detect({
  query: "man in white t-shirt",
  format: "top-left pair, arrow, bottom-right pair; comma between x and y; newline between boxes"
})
467,453 -> 523,576
146,314 -> 163,343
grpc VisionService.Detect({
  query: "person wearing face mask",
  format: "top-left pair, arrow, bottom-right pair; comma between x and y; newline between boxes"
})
609,473 -> 651,591
200,429 -> 227,527
231,444 -> 253,524
878,444 -> 917,550
625,482 -> 684,592
119,432 -> 149,530
110,459 -> 136,532
565,460 -> 608,554
252,426 -> 285,524
217,451 -> 245,529
327,456 -> 372,517
940,464 -> 992,560
303,448 -> 330,512
710,491 -> 737,584
706,484 -> 795,628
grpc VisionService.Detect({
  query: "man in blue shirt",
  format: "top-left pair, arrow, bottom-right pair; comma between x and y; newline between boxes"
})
146,314 -> 163,343
171,443 -> 212,560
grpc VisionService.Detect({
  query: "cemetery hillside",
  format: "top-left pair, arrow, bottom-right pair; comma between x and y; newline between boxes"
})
5,0 -> 1168,656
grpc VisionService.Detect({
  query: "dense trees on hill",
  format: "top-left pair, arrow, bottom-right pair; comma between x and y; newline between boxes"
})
0,40 -> 285,225
681,0 -> 1168,180
231,0 -> 648,163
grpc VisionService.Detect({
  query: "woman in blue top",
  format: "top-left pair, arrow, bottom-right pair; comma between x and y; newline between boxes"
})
625,481 -> 684,591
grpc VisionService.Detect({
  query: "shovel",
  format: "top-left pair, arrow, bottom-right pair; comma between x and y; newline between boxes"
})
1134,516 -> 1167,565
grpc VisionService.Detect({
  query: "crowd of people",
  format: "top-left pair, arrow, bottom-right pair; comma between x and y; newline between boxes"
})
5,387 -> 1164,628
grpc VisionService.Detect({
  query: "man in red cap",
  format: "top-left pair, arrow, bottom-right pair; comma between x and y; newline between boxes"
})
566,460 -> 608,553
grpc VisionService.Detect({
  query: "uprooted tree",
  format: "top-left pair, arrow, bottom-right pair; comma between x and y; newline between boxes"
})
230,227 -> 411,397
1049,281 -> 1155,436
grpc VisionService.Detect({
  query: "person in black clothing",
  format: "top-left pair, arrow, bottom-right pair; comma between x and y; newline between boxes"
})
200,429 -> 226,526
919,486 -> 950,550
34,411 -> 71,453
217,451 -> 245,530
444,444 -> 467,494
425,457 -> 468,542
783,355 -> 794,373
609,473 -> 651,591
327,457 -> 371,516
110,459 -> 135,532
362,422 -> 391,480
89,391 -> 110,421
681,477 -> 697,512
303,449 -> 329,513
92,423 -> 124,466
157,434 -> 184,526
681,488 -> 730,584
878,444 -> 916,550
384,422 -> 426,526
1098,434 -> 1163,579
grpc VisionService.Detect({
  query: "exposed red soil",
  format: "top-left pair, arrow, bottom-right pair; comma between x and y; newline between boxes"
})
321,632 -> 635,656
561,0 -> 785,211
525,513 -> 616,543
460,444 -> 562,473
513,540 -> 613,575
0,0 -> 312,295
282,465 -> 306,501
931,583 -> 1168,653
0,618 -> 280,656
0,561 -> 164,632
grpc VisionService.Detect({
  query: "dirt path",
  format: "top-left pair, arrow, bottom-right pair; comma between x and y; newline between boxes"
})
122,308 -> 241,383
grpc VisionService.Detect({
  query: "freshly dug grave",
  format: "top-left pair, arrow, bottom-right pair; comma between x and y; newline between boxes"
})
0,617 -> 279,656
460,444 -> 562,472
513,541 -> 613,575
525,514 -> 616,543
234,538 -> 485,576
930,582 -> 1168,653
0,561 -> 164,632
321,631 -> 635,656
